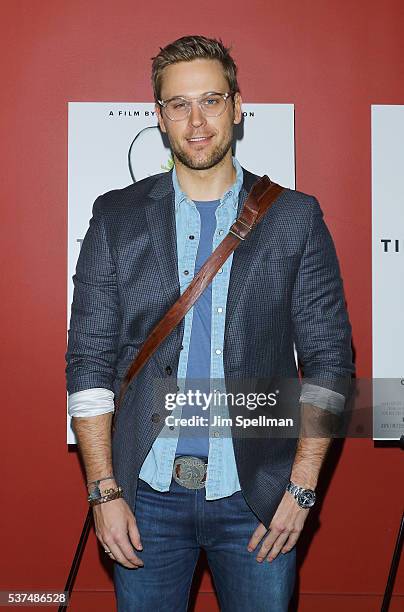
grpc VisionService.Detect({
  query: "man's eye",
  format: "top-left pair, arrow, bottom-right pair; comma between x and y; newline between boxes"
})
171,101 -> 187,110
203,97 -> 220,106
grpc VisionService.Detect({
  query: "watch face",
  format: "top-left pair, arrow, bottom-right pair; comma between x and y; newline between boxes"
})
298,489 -> 316,508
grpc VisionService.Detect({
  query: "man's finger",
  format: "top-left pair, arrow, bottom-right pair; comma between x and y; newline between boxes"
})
106,538 -> 144,568
96,534 -> 112,556
281,530 -> 300,554
103,540 -> 129,567
247,523 -> 268,552
263,531 -> 290,562
116,534 -> 144,567
128,518 -> 143,551
255,524 -> 287,561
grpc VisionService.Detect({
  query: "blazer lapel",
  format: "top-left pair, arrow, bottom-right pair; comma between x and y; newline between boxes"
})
145,171 -> 181,310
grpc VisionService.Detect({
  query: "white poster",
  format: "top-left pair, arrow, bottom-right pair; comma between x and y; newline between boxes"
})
371,105 -> 404,440
67,102 -> 295,443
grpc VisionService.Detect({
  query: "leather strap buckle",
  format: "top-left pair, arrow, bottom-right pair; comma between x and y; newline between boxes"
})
237,218 -> 254,230
229,218 -> 254,241
229,228 -> 245,241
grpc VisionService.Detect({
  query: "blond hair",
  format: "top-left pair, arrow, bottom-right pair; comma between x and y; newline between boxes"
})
151,35 -> 240,101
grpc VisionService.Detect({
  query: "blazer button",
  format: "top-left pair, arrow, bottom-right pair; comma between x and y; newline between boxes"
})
165,365 -> 172,375
151,413 -> 160,423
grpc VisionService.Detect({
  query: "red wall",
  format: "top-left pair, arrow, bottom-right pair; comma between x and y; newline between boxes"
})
1,1 -> 403,610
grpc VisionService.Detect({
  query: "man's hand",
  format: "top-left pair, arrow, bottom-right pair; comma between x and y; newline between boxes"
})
246,405 -> 334,564
92,497 -> 144,568
247,491 -> 309,563
71,414 -> 143,568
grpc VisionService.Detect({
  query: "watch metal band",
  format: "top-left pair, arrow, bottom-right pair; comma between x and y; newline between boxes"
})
287,480 -> 316,509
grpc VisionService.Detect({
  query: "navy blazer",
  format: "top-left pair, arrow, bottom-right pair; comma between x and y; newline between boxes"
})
65,167 -> 354,527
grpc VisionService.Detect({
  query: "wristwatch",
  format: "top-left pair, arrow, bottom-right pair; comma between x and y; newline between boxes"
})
286,480 -> 316,509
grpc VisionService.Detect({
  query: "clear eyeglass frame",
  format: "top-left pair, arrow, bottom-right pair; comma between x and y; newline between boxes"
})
157,91 -> 233,121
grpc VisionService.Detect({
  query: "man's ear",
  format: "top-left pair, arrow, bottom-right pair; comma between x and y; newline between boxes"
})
155,104 -> 167,133
233,92 -> 243,125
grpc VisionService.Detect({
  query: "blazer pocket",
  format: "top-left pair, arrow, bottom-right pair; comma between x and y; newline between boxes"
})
265,250 -> 301,261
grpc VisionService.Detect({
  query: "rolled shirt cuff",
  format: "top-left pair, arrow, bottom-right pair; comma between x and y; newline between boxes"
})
68,387 -> 115,417
299,383 -> 345,415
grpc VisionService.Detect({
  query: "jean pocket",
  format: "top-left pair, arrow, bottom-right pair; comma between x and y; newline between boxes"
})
233,490 -> 255,513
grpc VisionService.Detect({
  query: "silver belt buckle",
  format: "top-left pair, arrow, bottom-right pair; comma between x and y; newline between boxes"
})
172,456 -> 207,489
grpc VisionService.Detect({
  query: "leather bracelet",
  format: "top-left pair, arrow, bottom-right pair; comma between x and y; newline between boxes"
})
88,486 -> 123,507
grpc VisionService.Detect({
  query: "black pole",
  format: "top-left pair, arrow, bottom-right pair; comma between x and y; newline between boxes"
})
380,512 -> 403,611
58,508 -> 93,612
380,435 -> 404,610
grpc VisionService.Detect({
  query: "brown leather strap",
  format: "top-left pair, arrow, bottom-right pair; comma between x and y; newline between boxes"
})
114,175 -> 285,413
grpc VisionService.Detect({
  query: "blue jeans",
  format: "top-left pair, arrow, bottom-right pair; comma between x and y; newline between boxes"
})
114,478 -> 296,611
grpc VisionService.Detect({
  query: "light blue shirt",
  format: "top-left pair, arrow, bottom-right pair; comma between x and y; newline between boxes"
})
175,198 -> 220,458
139,157 -> 244,499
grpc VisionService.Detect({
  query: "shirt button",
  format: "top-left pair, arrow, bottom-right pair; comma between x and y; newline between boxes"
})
217,307 -> 223,313
218,268 -> 223,274
151,413 -> 160,423
169,425 -> 175,431
213,431 -> 220,438
183,270 -> 189,276
165,365 -> 172,375
215,349 -> 222,355
218,230 -> 224,236
189,235 -> 195,240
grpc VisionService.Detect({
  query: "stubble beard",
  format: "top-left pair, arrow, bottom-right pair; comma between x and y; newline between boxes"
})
169,130 -> 234,171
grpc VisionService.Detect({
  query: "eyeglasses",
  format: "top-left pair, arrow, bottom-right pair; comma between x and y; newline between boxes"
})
157,92 -> 233,121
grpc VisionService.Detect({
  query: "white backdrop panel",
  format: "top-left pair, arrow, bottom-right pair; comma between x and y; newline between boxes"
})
67,102 -> 295,443
371,105 -> 404,440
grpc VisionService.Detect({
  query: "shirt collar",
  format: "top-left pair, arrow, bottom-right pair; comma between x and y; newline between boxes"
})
172,156 -> 244,212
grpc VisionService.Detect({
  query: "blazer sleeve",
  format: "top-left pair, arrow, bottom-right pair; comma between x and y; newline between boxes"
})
65,195 -> 120,394
291,196 -> 355,397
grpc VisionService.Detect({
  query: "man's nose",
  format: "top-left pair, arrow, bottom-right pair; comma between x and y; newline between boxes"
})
188,101 -> 206,127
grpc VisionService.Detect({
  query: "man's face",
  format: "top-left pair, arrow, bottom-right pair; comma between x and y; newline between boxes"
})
155,59 -> 242,171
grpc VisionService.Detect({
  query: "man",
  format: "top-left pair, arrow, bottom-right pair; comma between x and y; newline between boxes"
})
66,35 -> 354,611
